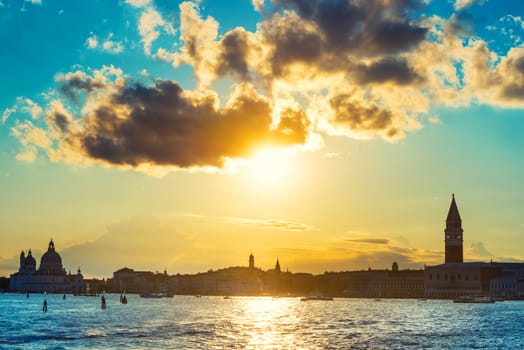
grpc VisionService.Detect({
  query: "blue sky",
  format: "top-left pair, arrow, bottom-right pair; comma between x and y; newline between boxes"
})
1,0 -> 524,277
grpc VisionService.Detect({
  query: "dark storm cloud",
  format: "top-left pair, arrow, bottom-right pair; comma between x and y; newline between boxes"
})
354,57 -> 422,85
59,75 -> 106,103
48,111 -> 71,133
55,79 -> 309,168
216,28 -> 251,80
329,93 -> 401,138
272,0 -> 428,56
260,13 -> 324,76
500,53 -> 524,100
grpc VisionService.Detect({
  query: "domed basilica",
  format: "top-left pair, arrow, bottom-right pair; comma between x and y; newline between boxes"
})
10,239 -> 85,294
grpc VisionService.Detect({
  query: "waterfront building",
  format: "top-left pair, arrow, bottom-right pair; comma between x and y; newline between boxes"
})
424,195 -> 524,299
9,239 -> 85,294
344,264 -> 425,298
111,267 -> 171,293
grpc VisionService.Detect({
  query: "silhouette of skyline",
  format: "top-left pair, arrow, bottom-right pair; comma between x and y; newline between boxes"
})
1,1 -> 524,278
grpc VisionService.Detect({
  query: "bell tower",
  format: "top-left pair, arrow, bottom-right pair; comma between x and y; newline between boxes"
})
445,194 -> 463,263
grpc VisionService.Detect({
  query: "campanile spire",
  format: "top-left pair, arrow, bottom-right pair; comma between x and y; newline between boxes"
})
445,194 -> 463,263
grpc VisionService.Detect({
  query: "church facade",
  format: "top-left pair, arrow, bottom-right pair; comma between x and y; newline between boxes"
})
424,195 -> 524,299
9,239 -> 85,294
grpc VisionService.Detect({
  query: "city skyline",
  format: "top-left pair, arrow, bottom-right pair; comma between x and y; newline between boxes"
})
1,0 -> 524,278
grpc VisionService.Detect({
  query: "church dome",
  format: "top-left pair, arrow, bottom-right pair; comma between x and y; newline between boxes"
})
39,239 -> 64,274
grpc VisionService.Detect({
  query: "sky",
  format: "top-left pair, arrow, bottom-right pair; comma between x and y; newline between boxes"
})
1,0 -> 524,278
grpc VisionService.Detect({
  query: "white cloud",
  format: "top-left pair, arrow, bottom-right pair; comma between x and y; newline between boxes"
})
85,34 -> 98,49
25,0 -> 42,4
21,98 -> 43,119
1,98 -> 42,123
101,33 -> 124,54
85,33 -> 124,54
125,0 -> 151,8
15,146 -> 37,162
138,7 -> 175,55
454,0 -> 486,11
252,0 -> 264,12
2,107 -> 16,124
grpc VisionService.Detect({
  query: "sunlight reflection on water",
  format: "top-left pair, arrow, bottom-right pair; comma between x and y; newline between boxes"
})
0,294 -> 523,349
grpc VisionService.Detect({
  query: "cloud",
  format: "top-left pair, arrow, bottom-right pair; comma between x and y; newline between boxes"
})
466,241 -> 493,257
453,0 -> 487,11
138,7 -> 175,55
24,0 -> 42,4
10,121 -> 50,148
12,68 -> 310,174
171,1 -> 220,86
101,34 -> 124,54
85,34 -> 98,49
1,98 -> 42,124
273,244 -> 442,272
226,217 -> 313,232
252,0 -> 264,12
10,0 -> 524,173
346,238 -> 390,245
125,0 -> 151,8
85,33 -> 124,54
353,57 -> 422,86
1,107 -> 16,124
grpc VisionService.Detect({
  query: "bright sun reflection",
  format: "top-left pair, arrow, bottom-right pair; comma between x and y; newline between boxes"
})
239,297 -> 299,348
248,149 -> 294,189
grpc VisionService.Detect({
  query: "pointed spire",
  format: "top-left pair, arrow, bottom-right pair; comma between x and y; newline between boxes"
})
48,238 -> 55,251
446,193 -> 461,222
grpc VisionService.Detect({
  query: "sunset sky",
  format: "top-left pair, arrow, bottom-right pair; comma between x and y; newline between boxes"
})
1,0 -> 524,278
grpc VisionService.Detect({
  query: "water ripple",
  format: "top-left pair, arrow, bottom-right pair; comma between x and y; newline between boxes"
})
0,295 -> 523,349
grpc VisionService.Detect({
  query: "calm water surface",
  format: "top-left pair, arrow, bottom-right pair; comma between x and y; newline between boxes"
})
0,294 -> 522,349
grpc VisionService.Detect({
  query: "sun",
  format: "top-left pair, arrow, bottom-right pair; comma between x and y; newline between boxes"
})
248,149 -> 294,189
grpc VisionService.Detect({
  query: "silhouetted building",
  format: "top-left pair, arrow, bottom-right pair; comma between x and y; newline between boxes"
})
425,195 -> 524,299
275,258 -> 281,273
9,239 -> 85,294
110,267 -> 171,293
249,253 -> 255,269
173,267 -> 263,295
445,194 -> 463,263
344,265 -> 424,298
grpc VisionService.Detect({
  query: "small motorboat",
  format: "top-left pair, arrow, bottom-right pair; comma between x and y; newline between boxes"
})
453,296 -> 495,304
300,296 -> 333,301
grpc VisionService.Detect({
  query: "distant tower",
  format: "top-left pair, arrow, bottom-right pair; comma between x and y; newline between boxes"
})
392,261 -> 399,272
19,250 -> 25,271
445,194 -> 463,263
275,258 -> 281,273
249,253 -> 254,269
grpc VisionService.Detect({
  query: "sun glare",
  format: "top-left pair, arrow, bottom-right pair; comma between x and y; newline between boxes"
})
248,149 -> 294,189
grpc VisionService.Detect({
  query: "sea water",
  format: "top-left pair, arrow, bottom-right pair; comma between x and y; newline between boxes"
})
0,293 -> 523,349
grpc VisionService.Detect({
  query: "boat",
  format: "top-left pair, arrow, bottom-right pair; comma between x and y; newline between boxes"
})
73,293 -> 99,297
453,296 -> 495,304
139,292 -> 173,298
300,296 -> 333,301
